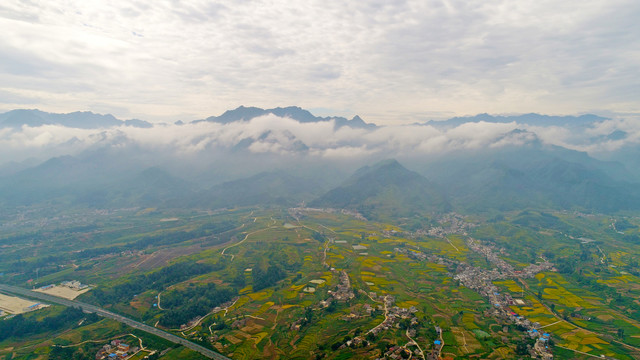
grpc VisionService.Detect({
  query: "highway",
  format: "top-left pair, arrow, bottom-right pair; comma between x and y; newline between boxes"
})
0,284 -> 230,360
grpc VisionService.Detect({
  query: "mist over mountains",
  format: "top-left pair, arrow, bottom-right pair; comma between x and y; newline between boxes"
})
1,106 -> 640,217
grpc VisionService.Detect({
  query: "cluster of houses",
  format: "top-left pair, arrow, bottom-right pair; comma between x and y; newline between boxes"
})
453,240 -> 555,359
61,280 -> 89,290
394,247 -> 459,271
376,345 -> 415,359
521,261 -> 556,278
466,237 -> 515,272
327,271 -> 355,301
95,340 -> 138,360
368,295 -> 419,337
395,247 -> 429,262
398,228 -> 556,359
291,270 -> 356,331
531,330 -> 554,360
455,264 -> 506,295
421,213 -> 475,238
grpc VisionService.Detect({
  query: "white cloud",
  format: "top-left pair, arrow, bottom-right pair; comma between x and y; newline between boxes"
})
4,112 -> 640,166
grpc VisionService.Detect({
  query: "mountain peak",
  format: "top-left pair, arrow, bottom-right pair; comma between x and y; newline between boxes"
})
200,106 -> 376,129
311,159 -> 450,219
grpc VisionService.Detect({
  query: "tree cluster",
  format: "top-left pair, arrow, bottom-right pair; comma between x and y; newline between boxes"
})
0,307 -> 96,342
159,283 -> 235,328
252,264 -> 286,291
90,262 -> 214,305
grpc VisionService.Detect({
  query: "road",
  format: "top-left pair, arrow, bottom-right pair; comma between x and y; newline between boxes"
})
437,328 -> 445,359
221,227 -> 272,261
368,295 -> 391,335
0,284 -> 230,360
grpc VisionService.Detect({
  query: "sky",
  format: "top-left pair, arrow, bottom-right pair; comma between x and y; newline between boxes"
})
1,0 -> 639,125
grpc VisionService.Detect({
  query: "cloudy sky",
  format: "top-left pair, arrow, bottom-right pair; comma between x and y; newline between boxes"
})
1,0 -> 639,124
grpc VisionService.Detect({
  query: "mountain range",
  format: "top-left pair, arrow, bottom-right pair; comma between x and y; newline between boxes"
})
424,113 -> 609,129
0,109 -> 153,129
0,107 -> 614,130
1,106 -> 639,218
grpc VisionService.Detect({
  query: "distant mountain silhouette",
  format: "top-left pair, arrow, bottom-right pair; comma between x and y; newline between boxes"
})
0,109 -> 152,129
198,105 -> 376,129
425,113 -> 607,128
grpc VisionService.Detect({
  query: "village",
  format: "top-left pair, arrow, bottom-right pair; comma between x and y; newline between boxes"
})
395,231 -> 556,360
95,339 -> 139,360
288,212 -> 559,359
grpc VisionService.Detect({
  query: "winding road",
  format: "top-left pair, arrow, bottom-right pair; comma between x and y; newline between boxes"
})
221,227 -> 273,261
0,284 -> 230,360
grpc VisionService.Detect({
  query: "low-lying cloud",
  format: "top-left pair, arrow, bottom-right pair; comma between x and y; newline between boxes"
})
2,113 -> 639,166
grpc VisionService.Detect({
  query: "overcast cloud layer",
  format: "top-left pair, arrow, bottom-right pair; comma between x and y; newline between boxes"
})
1,1 -> 639,124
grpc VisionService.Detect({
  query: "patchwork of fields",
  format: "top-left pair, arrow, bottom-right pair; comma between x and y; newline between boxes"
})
1,208 -> 640,359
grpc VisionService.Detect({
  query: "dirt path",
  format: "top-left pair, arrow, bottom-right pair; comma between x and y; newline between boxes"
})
445,237 -> 460,252
437,329 -> 445,359
597,245 -> 606,264
322,240 -> 330,268
58,333 -> 142,349
272,309 -> 280,330
405,329 -> 426,360
157,291 -> 164,310
172,297 -> 240,332
555,345 -> 607,359
539,320 -> 562,329
318,224 -> 337,234
452,328 -> 469,354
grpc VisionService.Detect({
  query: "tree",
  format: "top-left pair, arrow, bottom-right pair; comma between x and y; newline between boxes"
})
232,272 -> 246,288
515,341 -> 529,355
366,332 -> 376,342
312,231 -> 326,242
252,264 -> 286,291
